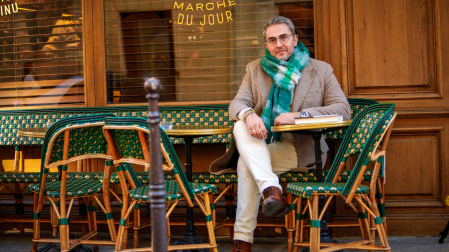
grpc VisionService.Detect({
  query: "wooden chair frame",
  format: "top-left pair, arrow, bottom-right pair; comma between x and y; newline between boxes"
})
102,116 -> 218,252
287,104 -> 396,252
30,114 -> 117,252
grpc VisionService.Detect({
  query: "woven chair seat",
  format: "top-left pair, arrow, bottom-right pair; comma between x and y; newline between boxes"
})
93,171 -> 163,183
117,171 -> 154,184
128,180 -> 217,202
191,172 -> 238,184
75,171 -> 168,184
286,182 -> 370,199
29,179 -> 103,198
65,172 -> 105,180
1,172 -> 117,183
190,169 -> 377,184
1,169 -> 376,185
1,172 -> 60,183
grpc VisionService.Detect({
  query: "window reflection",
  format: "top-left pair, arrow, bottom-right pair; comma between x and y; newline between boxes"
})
104,0 -> 314,104
0,0 -> 84,107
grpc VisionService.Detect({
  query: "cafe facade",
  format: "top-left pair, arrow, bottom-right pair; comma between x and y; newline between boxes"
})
0,0 -> 448,238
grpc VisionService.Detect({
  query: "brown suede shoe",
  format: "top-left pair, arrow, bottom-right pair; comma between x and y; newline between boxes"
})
261,186 -> 292,217
232,240 -> 252,252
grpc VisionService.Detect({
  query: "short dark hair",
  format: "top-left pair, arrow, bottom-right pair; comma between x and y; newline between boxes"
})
263,16 -> 296,40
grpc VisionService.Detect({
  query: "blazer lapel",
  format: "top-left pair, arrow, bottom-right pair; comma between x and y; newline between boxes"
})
258,64 -> 274,107
291,63 -> 315,112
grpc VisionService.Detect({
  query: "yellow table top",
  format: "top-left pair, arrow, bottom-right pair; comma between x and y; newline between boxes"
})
17,124 -> 233,139
271,120 -> 351,132
18,127 -> 47,138
164,125 -> 232,137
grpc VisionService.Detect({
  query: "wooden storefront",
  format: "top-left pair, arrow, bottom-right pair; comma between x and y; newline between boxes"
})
315,0 -> 449,236
0,0 -> 447,236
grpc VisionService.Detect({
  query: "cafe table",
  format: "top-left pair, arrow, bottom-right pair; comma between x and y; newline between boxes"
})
271,120 -> 351,243
18,127 -> 47,138
164,124 -> 233,249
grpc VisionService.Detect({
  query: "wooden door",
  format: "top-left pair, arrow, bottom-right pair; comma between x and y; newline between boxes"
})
316,0 -> 449,235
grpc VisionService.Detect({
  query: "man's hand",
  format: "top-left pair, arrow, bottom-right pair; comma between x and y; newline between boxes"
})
245,113 -> 267,140
274,112 -> 296,126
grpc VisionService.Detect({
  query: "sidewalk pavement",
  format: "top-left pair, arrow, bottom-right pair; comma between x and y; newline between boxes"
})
0,229 -> 448,251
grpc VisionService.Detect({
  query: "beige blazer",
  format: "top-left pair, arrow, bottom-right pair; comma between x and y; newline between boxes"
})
210,58 -> 351,174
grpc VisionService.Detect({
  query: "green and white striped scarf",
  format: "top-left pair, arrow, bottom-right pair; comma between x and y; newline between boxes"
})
260,42 -> 309,143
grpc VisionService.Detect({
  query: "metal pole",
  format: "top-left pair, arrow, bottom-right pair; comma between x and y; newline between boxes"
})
144,77 -> 167,252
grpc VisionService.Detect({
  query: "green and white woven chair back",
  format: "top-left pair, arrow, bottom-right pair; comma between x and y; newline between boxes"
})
324,98 -> 379,140
325,103 -> 395,184
103,117 -> 195,200
340,104 -> 395,196
342,108 -> 395,196
103,117 -> 170,188
348,98 -> 379,118
103,117 -> 176,170
105,127 -> 146,163
42,114 -> 115,170
36,114 -> 114,191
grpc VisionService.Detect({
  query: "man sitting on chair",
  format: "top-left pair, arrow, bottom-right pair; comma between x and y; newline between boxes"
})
225,16 -> 351,251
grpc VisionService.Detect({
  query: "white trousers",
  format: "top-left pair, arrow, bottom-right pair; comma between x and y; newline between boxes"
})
233,121 -> 298,243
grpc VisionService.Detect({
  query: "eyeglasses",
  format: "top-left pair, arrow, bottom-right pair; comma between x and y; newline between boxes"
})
265,34 -> 294,46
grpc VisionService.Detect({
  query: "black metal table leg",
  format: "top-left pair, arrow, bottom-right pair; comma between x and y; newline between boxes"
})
173,136 -> 209,252
312,131 -> 336,242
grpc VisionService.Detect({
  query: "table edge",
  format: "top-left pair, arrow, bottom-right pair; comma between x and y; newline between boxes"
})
271,120 -> 351,132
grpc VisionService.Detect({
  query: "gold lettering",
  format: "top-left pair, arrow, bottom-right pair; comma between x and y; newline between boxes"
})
226,11 -> 233,22
177,13 -> 184,24
217,0 -> 226,9
173,1 -> 184,10
200,15 -> 206,26
208,14 -> 214,25
4,5 -> 10,15
217,12 -> 224,24
11,3 -> 18,13
175,1 -> 236,25
185,15 -> 193,25
206,3 -> 214,10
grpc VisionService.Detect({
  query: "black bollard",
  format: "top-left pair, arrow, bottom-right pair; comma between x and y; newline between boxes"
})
144,77 -> 168,252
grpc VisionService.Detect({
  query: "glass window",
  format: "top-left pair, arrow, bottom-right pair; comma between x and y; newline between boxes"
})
104,0 -> 314,104
0,0 -> 83,107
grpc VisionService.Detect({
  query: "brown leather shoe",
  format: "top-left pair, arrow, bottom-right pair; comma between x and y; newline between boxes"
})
232,240 -> 252,252
261,186 -> 291,217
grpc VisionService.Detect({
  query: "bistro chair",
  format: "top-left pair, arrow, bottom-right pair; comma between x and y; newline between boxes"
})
207,98 -> 381,237
28,114 -> 117,252
102,116 -> 218,251
286,103 -> 396,251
